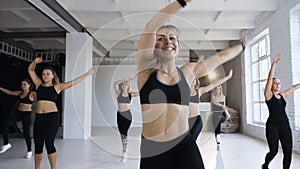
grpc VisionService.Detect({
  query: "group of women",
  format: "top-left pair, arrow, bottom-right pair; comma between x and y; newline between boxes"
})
1,0 -> 299,169
116,0 -> 299,169
0,57 -> 95,169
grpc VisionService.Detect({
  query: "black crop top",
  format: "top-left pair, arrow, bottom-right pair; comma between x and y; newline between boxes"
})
19,92 -> 33,104
266,94 -> 289,126
189,90 -> 200,103
117,93 -> 132,104
37,85 -> 58,103
139,68 -> 190,106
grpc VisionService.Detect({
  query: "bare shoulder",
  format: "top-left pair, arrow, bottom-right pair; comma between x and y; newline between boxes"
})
180,63 -> 196,84
137,68 -> 155,90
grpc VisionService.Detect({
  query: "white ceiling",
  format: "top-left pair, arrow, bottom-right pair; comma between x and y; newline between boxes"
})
0,0 -> 284,58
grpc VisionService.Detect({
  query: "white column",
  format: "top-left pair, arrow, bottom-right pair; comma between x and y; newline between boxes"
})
64,32 -> 93,139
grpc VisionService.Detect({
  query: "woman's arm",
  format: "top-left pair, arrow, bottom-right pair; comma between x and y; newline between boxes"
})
281,83 -> 300,98
114,77 -> 132,95
131,91 -> 139,97
55,67 -> 96,92
0,87 -> 22,96
197,38 -> 247,78
29,91 -> 37,101
182,37 -> 248,83
28,57 -> 43,87
199,69 -> 233,94
224,107 -> 231,121
137,0 -> 190,71
264,54 -> 281,101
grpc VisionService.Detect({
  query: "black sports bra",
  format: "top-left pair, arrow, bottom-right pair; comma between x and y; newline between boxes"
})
189,90 -> 200,103
117,93 -> 132,104
19,92 -> 33,104
37,85 -> 58,103
139,68 -> 190,106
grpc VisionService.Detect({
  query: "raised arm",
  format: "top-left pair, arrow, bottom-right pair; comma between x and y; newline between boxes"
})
199,69 -> 233,94
0,86 -> 22,96
137,0 -> 190,71
55,67 -> 96,92
264,54 -> 281,101
28,57 -> 43,87
114,77 -> 132,95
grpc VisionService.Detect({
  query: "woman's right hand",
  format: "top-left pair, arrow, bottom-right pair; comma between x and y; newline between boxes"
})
34,57 -> 43,64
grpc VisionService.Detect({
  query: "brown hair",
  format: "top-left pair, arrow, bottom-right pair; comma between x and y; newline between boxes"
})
21,78 -> 33,91
43,67 -> 60,84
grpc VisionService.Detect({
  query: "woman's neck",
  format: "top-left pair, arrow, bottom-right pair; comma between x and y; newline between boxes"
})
23,89 -> 30,92
122,90 -> 128,95
43,82 -> 53,86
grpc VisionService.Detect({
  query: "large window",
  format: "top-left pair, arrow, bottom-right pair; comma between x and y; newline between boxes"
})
250,29 -> 270,124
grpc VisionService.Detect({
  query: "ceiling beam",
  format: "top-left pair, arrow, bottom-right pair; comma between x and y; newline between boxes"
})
0,31 -> 66,39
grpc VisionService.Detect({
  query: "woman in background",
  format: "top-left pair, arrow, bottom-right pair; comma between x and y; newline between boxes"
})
0,79 -> 36,158
114,77 -> 138,163
211,85 -> 231,150
189,69 -> 233,141
262,54 -> 300,169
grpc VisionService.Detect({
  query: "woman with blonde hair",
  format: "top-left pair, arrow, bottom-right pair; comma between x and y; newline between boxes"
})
137,0 -> 247,168
189,69 -> 233,141
114,77 -> 138,163
211,84 -> 231,150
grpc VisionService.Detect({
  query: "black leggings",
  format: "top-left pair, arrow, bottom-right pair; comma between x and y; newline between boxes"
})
140,133 -> 205,169
117,110 -> 132,139
188,115 -> 203,141
213,112 -> 226,136
34,112 -> 59,154
263,124 -> 292,169
1,110 -> 32,151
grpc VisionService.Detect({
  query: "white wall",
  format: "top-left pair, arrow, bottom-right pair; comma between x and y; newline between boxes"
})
64,33 -> 93,139
92,65 -> 142,127
242,0 -> 300,153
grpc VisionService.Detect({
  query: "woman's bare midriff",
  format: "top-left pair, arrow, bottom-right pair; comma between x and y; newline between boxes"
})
36,101 -> 58,114
141,103 -> 189,142
17,103 -> 32,112
118,103 -> 131,112
189,102 -> 200,118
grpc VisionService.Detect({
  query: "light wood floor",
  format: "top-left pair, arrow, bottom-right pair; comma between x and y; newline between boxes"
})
1,127 -> 300,169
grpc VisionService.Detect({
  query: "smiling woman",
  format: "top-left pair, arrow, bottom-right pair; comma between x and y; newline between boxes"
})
28,56 -> 96,169
136,0 -> 247,169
